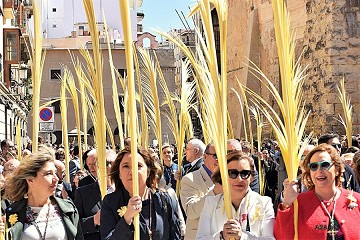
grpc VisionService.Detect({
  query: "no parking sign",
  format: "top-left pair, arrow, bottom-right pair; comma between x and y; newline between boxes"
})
39,107 -> 54,122
39,107 -> 54,132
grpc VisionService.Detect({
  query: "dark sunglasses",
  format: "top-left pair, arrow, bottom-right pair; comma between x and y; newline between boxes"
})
331,143 -> 341,149
206,152 -> 217,160
228,169 -> 252,180
308,160 -> 333,172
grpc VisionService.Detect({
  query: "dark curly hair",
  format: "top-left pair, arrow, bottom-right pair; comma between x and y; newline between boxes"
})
109,147 -> 161,191
211,151 -> 255,185
302,143 -> 344,190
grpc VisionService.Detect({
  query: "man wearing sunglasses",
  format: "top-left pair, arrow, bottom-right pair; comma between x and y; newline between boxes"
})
318,133 -> 360,192
180,142 -> 222,240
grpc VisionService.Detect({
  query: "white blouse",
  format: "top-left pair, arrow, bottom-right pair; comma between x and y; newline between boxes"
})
22,203 -> 68,240
196,189 -> 275,240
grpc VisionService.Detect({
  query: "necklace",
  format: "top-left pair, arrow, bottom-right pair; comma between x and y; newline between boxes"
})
315,190 -> 338,240
140,189 -> 153,240
27,201 -> 51,240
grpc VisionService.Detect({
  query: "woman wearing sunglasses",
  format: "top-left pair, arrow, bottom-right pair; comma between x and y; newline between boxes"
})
196,151 -> 275,240
274,144 -> 360,240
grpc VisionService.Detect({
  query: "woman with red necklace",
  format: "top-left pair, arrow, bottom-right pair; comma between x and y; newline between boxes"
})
275,144 -> 360,239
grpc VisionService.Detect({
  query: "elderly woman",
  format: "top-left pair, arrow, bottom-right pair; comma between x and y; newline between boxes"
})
275,144 -> 360,239
196,152 -> 275,240
4,146 -> 83,239
100,147 -> 181,240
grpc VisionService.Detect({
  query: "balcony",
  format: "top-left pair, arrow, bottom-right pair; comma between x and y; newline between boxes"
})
3,0 -> 15,19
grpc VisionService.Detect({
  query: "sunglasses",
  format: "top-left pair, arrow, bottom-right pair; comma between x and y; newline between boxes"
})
228,169 -> 252,180
331,143 -> 341,149
206,152 -> 217,160
308,160 -> 333,172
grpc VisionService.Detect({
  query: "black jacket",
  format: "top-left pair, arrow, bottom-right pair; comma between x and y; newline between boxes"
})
100,188 -> 181,240
343,163 -> 360,192
74,181 -> 102,240
182,158 -> 204,176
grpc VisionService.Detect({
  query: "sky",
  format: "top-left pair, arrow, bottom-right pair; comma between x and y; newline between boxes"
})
139,0 -> 195,41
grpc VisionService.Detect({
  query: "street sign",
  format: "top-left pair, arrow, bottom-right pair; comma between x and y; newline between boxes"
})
39,107 -> 54,123
39,122 -> 54,132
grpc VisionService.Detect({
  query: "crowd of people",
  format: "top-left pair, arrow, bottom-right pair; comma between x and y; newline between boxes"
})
0,133 -> 359,239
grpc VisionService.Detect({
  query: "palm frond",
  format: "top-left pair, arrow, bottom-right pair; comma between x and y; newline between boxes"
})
102,13 -> 126,150
138,48 -> 162,160
238,1 -> 313,238
337,78 -> 353,147
134,46 -> 149,148
119,1 -> 140,238
231,88 -> 248,141
31,0 -> 46,151
70,53 -> 89,151
64,66 -> 82,161
249,106 -> 265,195
159,0 -> 232,218
60,71 -> 70,183
83,0 -> 107,198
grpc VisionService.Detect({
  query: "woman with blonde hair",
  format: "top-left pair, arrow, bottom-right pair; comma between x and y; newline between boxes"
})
4,146 -> 83,239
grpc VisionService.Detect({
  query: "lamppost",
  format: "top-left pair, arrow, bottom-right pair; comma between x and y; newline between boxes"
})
10,62 -> 28,89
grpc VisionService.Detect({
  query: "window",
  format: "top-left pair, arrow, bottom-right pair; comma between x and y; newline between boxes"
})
52,99 -> 61,113
4,30 -> 19,62
50,69 -> 61,80
3,0 -> 12,8
52,24 -> 57,28
52,8 -> 56,12
117,69 -> 126,78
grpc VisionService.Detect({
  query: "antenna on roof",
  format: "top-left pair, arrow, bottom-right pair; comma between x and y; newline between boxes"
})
175,9 -> 190,31
181,11 -> 192,31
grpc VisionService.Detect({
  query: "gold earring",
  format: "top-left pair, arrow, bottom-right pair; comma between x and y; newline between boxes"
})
24,193 -> 28,199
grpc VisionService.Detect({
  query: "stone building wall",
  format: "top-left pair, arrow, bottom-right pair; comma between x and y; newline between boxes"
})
227,0 -> 360,139
302,0 -> 360,135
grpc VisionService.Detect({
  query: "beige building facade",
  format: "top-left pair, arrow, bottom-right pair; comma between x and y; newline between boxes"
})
27,36 -> 177,147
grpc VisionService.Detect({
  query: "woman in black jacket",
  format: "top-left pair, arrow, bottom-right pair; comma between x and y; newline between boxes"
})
100,147 -> 181,240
